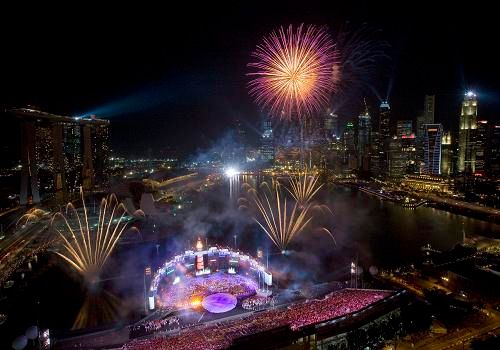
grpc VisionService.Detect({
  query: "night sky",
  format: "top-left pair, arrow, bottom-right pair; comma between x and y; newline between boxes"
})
1,1 -> 498,159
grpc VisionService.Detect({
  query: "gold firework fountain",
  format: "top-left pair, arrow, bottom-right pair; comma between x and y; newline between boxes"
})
244,183 -> 313,253
51,188 -> 131,329
51,189 -> 130,283
286,168 -> 323,207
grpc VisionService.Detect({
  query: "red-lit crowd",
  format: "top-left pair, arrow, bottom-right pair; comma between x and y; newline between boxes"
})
122,289 -> 390,350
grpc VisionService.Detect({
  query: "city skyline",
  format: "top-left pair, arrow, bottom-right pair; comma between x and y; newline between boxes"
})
1,2 -> 499,159
1,4 -> 500,350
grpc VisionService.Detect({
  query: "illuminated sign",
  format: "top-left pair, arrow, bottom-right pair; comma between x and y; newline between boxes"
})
401,134 -> 415,139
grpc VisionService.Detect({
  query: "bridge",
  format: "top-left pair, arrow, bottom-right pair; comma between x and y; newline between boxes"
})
142,173 -> 199,190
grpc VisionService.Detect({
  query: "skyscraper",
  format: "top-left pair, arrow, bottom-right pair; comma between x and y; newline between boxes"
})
388,136 -> 407,179
416,95 -> 435,170
424,95 -> 435,123
458,91 -> 478,174
396,120 -> 413,138
324,111 -> 339,140
379,101 -> 391,177
357,104 -> 371,170
441,131 -> 453,176
343,122 -> 357,170
260,116 -> 274,163
423,124 -> 443,175
488,124 -> 500,176
475,119 -> 488,175
11,108 -> 109,204
90,117 -> 110,190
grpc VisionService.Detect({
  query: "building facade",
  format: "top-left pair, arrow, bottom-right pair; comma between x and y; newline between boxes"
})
441,131 -> 453,176
458,91 -> 478,174
11,108 -> 110,204
379,101 -> 391,177
423,124 -> 443,175
260,116 -> 274,163
357,106 -> 371,170
474,120 -> 488,175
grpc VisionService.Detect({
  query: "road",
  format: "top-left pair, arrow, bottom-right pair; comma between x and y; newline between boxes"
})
397,311 -> 500,349
416,193 -> 500,218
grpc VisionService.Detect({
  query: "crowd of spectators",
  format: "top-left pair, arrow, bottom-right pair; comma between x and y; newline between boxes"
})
129,316 -> 180,338
241,296 -> 273,311
122,289 -> 390,350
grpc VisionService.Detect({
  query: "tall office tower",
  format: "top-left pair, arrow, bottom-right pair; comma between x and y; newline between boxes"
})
324,111 -> 339,140
423,124 -> 443,175
401,133 -> 417,174
19,120 -> 40,204
370,131 -> 382,177
416,95 -> 436,169
424,95 -> 435,123
90,117 -> 110,190
378,101 -> 391,177
63,122 -> 82,195
379,101 -> 391,140
357,104 -> 371,170
388,136 -> 407,179
34,120 -> 56,197
488,124 -> 500,176
260,116 -> 274,162
343,122 -> 357,169
441,131 -> 453,176
11,108 -> 109,204
416,95 -> 436,135
474,120 -> 488,175
458,91 -> 478,174
396,120 -> 413,137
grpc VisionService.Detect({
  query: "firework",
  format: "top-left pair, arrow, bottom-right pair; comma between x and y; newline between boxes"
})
287,169 -> 323,207
248,24 -> 337,119
245,183 -> 313,252
51,189 -> 130,282
331,23 -> 390,103
16,208 -> 49,227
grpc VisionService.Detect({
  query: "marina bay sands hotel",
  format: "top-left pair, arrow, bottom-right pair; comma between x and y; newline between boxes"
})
8,107 -> 110,205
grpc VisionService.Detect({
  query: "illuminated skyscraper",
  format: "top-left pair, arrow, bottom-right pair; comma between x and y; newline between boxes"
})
388,136 -> 407,179
324,111 -> 339,140
396,120 -> 413,138
379,101 -> 391,177
90,117 -> 110,190
417,95 -> 435,169
475,120 -> 488,175
488,124 -> 500,176
357,104 -> 371,170
441,131 -> 453,176
343,122 -> 357,170
458,91 -> 478,174
423,124 -> 443,175
260,116 -> 274,162
11,108 -> 109,204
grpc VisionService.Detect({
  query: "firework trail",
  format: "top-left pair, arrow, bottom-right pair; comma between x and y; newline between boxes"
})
248,24 -> 338,120
331,23 -> 390,107
51,189 -> 131,282
286,168 -> 323,207
16,208 -> 49,227
243,182 -> 313,252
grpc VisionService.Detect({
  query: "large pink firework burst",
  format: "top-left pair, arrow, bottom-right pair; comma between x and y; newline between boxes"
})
248,24 -> 338,120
